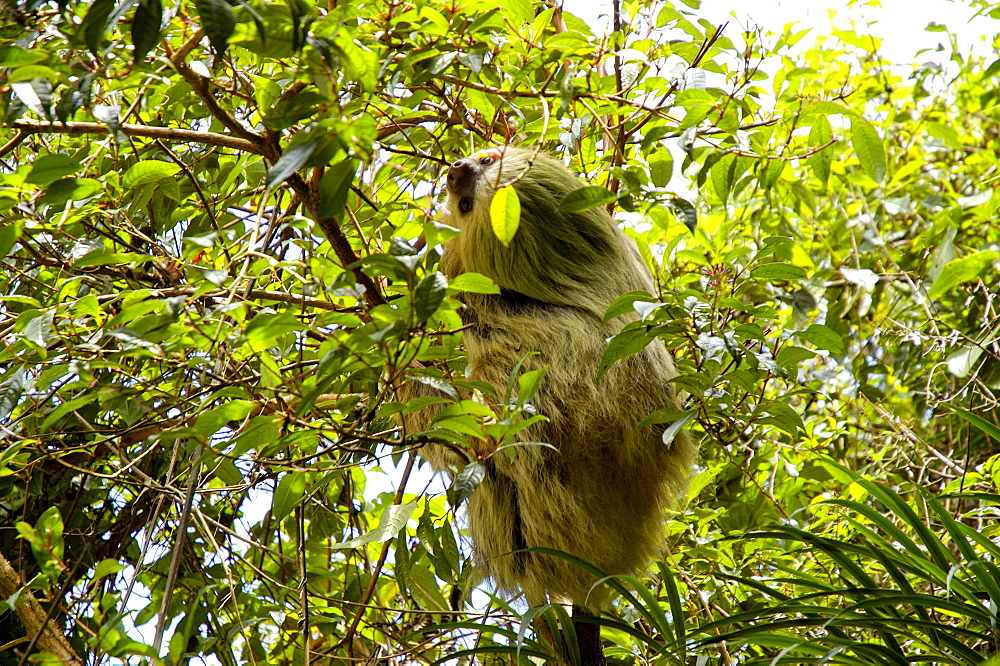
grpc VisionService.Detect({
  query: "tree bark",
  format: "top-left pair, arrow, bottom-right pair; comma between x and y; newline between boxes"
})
0,552 -> 83,665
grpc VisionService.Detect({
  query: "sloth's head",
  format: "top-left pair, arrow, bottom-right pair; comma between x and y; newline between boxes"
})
442,146 -> 653,316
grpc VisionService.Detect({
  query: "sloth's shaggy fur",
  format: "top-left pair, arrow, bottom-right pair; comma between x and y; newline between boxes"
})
409,146 -> 695,608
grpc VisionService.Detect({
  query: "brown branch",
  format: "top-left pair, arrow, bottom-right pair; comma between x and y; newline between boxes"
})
0,129 -> 29,159
285,173 -> 386,309
11,119 -> 260,154
0,552 -> 83,666
164,31 -> 262,145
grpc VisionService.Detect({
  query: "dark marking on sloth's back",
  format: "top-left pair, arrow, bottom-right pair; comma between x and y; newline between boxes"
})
461,289 -> 572,339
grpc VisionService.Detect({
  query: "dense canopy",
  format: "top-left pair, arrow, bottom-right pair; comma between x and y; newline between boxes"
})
1,0 -> 999,663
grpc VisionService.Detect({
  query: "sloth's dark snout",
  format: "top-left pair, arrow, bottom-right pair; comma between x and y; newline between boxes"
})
447,158 -> 476,196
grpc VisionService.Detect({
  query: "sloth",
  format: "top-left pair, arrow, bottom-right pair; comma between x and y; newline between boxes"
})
406,145 -> 695,609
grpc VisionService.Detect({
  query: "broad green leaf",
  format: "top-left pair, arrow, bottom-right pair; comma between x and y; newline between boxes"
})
80,0 -> 115,56
516,367 -> 546,407
26,154 -> 81,186
406,563 -> 450,612
40,393 -> 100,432
131,0 -> 163,65
266,140 -> 318,192
271,473 -> 305,522
193,0 -> 236,55
93,559 -> 126,582
22,310 -> 53,347
598,327 -> 651,378
230,416 -> 282,458
710,153 -> 737,203
649,153 -> 674,188
750,262 -> 807,280
759,158 -> 786,190
797,324 -> 846,355
413,271 -> 448,322
448,273 -> 500,294
245,312 -> 302,344
850,117 -> 887,183
0,222 -> 22,259
452,463 -> 485,507
775,345 -> 818,368
123,160 -> 181,189
661,410 -> 695,446
667,196 -> 697,231
927,250 -> 999,299
490,185 -> 520,246
927,122 -> 962,150
331,502 -> 417,549
38,177 -> 102,206
756,400 -> 805,436
559,185 -> 617,212
0,46 -> 46,67
317,157 -> 357,220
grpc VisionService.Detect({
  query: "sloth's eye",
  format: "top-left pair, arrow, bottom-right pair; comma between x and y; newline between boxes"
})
480,156 -> 494,165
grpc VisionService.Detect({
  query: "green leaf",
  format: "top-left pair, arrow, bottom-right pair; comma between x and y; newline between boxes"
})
123,160 -> 181,188
331,502 -> 417,549
447,273 -> 499,294
38,178 -> 102,207
22,310 -> 53,347
797,324 -> 845,355
927,250 -> 999,299
807,114 -> 833,185
406,562 -> 450,612
516,367 -> 546,408
660,410 -> 695,446
80,0 -> 115,56
759,158 -> 786,190
775,345 -> 818,368
266,140 -> 318,192
93,559 -> 126,582
756,400 -> 805,436
317,157 -> 357,220
951,407 -> 1000,443
271,474 -> 305,522
489,185 -> 520,246
0,46 -> 47,67
194,0 -> 236,55
598,327 -> 652,378
452,463 -> 485,508
667,196 -> 697,231
649,153 -> 674,188
750,262 -> 807,280
710,153 -> 744,203
230,416 -> 282,457
26,154 -> 81,186
602,290 -> 656,324
850,117 -> 887,183
0,221 -> 22,259
131,0 -> 163,65
245,312 -> 302,344
262,91 -> 328,130
558,185 -> 617,212
413,272 -> 448,322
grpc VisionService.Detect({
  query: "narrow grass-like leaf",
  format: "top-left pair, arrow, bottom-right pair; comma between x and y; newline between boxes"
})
951,405 -> 1000,442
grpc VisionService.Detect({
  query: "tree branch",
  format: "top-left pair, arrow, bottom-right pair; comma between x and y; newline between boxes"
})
0,552 -> 83,666
11,119 -> 260,154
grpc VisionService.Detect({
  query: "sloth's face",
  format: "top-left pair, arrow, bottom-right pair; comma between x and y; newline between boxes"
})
445,147 -> 512,220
